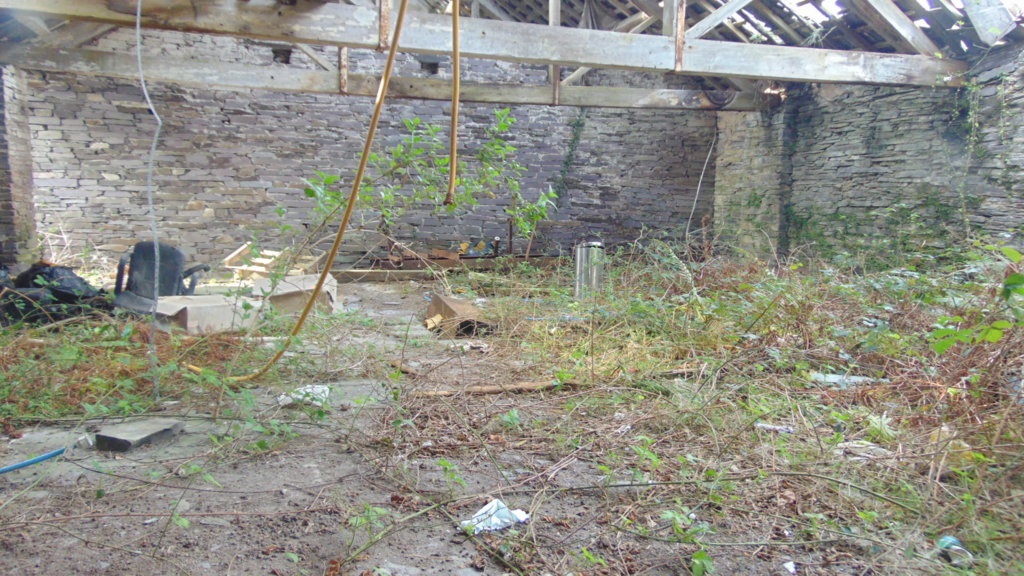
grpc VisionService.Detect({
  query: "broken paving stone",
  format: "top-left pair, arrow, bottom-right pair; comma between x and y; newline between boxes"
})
94,418 -> 185,452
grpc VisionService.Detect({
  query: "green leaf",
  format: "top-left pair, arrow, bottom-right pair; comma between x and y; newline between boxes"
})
978,326 -> 1004,343
691,550 -> 714,576
1003,273 -> 1024,299
172,514 -> 191,529
1000,246 -> 1022,263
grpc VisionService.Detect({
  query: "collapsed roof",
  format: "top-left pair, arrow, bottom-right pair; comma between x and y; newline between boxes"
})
0,0 -> 1022,110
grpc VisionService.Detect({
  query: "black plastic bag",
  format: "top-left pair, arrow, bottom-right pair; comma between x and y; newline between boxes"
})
15,262 -> 100,303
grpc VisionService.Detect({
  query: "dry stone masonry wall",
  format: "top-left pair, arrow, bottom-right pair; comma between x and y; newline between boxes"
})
1,28 -> 715,266
714,42 -> 1024,260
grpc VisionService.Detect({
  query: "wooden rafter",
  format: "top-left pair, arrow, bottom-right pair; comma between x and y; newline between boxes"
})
686,0 -> 755,39
844,0 -> 941,55
475,0 -> 514,21
0,0 -> 967,86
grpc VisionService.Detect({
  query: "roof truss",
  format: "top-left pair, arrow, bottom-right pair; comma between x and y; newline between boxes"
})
0,0 -> 967,91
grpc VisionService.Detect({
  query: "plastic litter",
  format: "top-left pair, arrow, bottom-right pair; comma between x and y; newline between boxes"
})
458,499 -> 530,534
450,341 -> 490,353
809,371 -> 888,390
782,560 -> 797,574
937,535 -> 973,567
277,384 -> 331,407
754,422 -> 795,434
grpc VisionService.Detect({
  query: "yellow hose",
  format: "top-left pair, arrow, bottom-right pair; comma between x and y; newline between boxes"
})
211,0 -> 414,383
443,0 -> 461,206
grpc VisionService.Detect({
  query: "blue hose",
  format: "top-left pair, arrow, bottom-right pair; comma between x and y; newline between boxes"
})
0,447 -> 67,475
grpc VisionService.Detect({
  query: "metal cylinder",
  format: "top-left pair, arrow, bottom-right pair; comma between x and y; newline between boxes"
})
574,240 -> 604,300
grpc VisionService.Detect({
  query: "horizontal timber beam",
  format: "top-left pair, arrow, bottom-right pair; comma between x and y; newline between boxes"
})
0,44 -> 769,110
0,0 -> 967,86
682,39 -> 963,85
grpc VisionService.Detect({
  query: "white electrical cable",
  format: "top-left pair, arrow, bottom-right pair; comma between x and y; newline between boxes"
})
688,133 -> 717,231
135,1 -> 164,397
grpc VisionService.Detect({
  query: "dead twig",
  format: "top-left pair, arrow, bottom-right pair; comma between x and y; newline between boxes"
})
411,379 -> 577,397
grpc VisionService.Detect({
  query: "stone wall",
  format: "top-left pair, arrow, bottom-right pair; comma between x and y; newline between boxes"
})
0,68 -> 11,266
0,29 -> 715,268
0,67 -> 36,266
714,108 -> 791,257
715,43 -> 1024,261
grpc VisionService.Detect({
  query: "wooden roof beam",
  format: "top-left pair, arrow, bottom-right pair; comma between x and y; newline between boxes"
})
844,0 -> 942,54
686,0 -> 756,39
0,43 -> 769,110
475,0 -> 515,21
0,0 -> 966,86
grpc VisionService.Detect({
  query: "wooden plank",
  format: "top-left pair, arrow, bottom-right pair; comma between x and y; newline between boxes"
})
631,0 -> 663,18
685,0 -> 756,39
294,43 -> 335,70
675,0 -> 687,71
366,75 -> 768,109
0,0 -> 967,86
663,0 -> 678,35
476,0 -> 514,21
33,21 -> 117,48
561,13 -> 659,85
845,0 -> 941,55
11,12 -> 52,36
0,44 -> 768,109
748,1 -> 804,44
682,38 -> 964,85
960,0 -> 1019,46
0,0 -> 675,70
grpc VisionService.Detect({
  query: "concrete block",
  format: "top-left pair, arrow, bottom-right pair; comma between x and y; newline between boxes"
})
94,418 -> 185,452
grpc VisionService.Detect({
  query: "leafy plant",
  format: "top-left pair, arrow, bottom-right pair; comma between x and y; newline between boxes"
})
506,186 -> 557,257
437,458 -> 466,492
498,408 -> 522,429
691,549 -> 714,576
578,546 -> 608,568
304,108 -> 526,240
929,244 -> 1023,353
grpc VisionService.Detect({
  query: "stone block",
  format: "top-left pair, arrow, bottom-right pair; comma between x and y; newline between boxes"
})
94,418 -> 185,452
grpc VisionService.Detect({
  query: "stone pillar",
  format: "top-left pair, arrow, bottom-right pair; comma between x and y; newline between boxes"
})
713,102 -> 795,259
0,66 -> 37,267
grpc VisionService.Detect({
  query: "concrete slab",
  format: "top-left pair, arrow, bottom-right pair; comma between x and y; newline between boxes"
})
94,418 -> 185,452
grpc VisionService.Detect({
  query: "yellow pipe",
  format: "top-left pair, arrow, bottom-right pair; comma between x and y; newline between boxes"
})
215,0 -> 414,383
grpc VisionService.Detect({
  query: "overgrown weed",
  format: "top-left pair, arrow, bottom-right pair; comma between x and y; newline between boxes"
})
372,240 -> 1024,574
3,239 -> 1023,573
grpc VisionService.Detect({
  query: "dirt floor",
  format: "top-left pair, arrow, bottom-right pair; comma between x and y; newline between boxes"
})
0,280 -> 951,575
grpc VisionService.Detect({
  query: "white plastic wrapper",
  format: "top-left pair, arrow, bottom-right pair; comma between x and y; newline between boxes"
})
277,384 -> 331,407
458,499 -> 530,534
